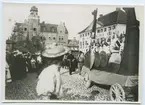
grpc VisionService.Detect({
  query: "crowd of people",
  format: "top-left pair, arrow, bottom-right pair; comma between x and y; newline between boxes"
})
5,33 -> 125,100
62,51 -> 84,75
85,33 -> 125,72
91,34 -> 125,56
5,50 -> 43,83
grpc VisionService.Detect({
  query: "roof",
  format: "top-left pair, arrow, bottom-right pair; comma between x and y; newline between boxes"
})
6,40 -> 15,44
13,23 -> 23,32
40,22 -> 68,34
98,9 -> 126,26
40,22 -> 58,33
13,21 -> 68,34
78,9 -> 127,34
30,6 -> 38,12
64,25 -> 68,34
78,20 -> 103,34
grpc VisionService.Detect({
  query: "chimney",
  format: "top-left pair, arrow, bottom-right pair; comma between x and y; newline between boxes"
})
116,8 -> 121,11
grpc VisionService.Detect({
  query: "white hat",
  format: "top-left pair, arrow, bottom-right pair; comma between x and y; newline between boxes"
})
42,45 -> 70,58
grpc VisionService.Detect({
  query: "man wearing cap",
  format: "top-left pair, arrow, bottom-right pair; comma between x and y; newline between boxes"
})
36,44 -> 69,100
67,51 -> 75,75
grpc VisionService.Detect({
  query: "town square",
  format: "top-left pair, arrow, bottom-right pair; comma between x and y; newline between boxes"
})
4,3 -> 141,102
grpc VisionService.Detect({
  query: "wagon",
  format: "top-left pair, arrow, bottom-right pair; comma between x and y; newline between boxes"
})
81,8 -> 139,101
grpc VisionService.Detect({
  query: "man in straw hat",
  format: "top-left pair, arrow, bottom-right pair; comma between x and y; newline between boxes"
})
36,44 -> 69,100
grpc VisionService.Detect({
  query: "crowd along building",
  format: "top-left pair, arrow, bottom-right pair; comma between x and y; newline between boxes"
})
78,8 -> 127,53
11,6 -> 68,47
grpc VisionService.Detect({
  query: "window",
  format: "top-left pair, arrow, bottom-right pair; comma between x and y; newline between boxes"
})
104,28 -> 107,32
85,41 -> 88,45
51,27 -> 55,32
62,38 -> 63,40
33,28 -> 36,31
97,30 -> 100,33
88,32 -> 89,36
24,28 -> 27,31
108,27 -> 111,31
49,37 -> 51,40
101,29 -> 103,32
108,31 -> 112,35
80,34 -> 82,38
53,37 -> 56,40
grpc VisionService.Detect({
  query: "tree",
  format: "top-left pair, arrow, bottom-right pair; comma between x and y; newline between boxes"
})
31,35 -> 46,52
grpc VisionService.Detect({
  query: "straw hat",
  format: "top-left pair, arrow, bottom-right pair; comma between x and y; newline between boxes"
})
42,44 -> 70,58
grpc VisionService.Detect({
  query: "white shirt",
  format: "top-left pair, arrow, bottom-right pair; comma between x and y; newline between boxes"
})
36,64 -> 61,96
103,45 -> 111,54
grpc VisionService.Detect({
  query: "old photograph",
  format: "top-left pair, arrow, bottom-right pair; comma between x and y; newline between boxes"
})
3,3 -> 143,102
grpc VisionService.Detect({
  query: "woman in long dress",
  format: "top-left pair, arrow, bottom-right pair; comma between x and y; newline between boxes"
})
36,45 -> 69,100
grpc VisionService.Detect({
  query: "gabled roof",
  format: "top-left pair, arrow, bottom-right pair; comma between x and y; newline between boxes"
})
98,9 -> 126,26
78,9 -> 127,34
78,20 -> 103,34
64,25 -> 68,34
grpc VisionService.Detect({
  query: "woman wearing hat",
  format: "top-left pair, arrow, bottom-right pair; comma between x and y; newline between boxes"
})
108,34 -> 121,72
36,45 -> 69,100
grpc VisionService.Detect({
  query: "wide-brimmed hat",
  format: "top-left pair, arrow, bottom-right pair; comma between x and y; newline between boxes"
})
42,45 -> 70,58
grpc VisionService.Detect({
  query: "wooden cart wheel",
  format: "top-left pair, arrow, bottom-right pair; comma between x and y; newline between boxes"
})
110,83 -> 125,101
84,73 -> 91,88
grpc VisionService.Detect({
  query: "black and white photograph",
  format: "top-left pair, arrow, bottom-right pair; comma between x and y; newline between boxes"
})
3,2 -> 143,102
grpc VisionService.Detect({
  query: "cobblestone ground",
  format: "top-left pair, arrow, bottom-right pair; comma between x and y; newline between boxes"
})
5,68 -> 110,101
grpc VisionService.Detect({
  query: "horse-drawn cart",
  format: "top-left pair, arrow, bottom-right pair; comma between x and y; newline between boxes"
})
81,8 -> 139,101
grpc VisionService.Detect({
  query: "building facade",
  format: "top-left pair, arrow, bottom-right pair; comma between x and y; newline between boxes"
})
78,8 -> 127,53
11,6 -> 68,46
68,37 -> 79,51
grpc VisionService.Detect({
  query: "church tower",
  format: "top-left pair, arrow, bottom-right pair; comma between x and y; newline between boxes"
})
27,6 -> 40,40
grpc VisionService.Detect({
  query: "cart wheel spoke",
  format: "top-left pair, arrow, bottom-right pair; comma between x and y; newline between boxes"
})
110,83 -> 125,101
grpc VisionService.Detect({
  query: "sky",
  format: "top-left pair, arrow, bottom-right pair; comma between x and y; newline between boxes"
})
3,3 -> 143,40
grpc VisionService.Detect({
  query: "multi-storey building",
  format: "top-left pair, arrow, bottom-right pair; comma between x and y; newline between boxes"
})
11,6 -> 68,46
78,8 -> 127,53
